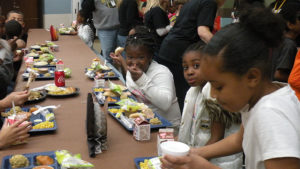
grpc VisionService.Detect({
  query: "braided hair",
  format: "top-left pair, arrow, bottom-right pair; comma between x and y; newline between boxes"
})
125,26 -> 157,58
183,41 -> 206,58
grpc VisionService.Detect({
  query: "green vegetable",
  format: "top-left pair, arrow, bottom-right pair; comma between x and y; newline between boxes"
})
64,68 -> 72,78
109,81 -> 122,95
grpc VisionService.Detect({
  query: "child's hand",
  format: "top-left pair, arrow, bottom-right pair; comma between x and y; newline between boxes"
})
0,119 -> 32,149
110,52 -> 125,68
13,50 -> 24,62
1,91 -> 30,108
160,153 -> 219,169
127,64 -> 143,81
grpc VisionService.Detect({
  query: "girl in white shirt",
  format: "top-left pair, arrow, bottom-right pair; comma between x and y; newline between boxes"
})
161,6 -> 300,169
110,26 -> 181,128
77,10 -> 95,49
178,43 -> 242,169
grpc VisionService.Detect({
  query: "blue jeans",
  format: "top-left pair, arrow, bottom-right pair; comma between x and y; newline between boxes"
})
97,29 -> 118,63
117,35 -> 127,58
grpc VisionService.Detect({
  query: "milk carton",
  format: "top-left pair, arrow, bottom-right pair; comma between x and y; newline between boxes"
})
133,117 -> 150,141
157,128 -> 174,156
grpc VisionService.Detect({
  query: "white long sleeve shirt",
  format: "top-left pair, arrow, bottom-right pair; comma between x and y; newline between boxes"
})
126,61 -> 181,127
78,24 -> 94,48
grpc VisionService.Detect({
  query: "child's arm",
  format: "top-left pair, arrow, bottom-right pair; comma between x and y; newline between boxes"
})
265,158 -> 300,169
194,124 -> 244,159
131,68 -> 177,112
161,125 -> 244,169
205,121 -> 224,145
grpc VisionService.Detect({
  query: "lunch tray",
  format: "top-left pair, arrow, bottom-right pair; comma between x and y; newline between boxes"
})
134,156 -> 157,169
2,107 -> 57,133
22,67 -> 55,81
107,106 -> 172,131
34,63 -> 56,68
46,87 -> 80,98
24,90 -> 47,105
93,88 -> 136,105
1,151 -> 60,169
85,68 -> 119,80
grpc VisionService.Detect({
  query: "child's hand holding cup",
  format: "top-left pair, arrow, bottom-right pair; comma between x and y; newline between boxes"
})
160,141 -> 191,168
161,141 -> 190,157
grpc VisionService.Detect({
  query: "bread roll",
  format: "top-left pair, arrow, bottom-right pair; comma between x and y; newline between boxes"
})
114,47 -> 124,55
129,113 -> 146,119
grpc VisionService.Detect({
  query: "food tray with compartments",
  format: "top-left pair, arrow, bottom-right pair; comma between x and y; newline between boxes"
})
107,106 -> 172,131
33,63 -> 56,68
1,151 -> 60,169
134,156 -> 157,169
93,87 -> 136,105
22,67 -> 55,80
2,107 -> 57,133
85,68 -> 119,80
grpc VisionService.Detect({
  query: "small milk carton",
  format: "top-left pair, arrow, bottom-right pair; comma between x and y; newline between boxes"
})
133,117 -> 150,141
157,128 -> 174,156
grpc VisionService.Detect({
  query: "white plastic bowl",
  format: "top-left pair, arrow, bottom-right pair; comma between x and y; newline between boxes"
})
160,141 -> 190,157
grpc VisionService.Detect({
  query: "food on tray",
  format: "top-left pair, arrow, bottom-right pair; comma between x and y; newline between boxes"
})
39,53 -> 54,63
107,71 -> 115,77
94,88 -> 104,92
33,166 -> 54,169
139,159 -> 150,169
129,113 -> 146,119
34,61 -> 48,66
142,108 -> 155,119
30,107 -> 39,113
37,68 -> 48,74
28,91 -> 43,101
46,113 -> 55,121
17,111 -> 32,118
149,117 -> 162,125
107,97 -> 117,102
32,121 -> 54,129
27,52 -> 39,58
9,154 -> 30,168
1,106 -> 22,117
108,108 -> 123,114
103,90 -> 118,97
36,155 -> 54,165
31,45 -> 41,50
55,150 -> 94,168
46,85 -> 76,95
114,47 -> 124,55
49,61 -> 56,66
141,157 -> 161,169
44,73 -> 52,77
34,119 -> 43,123
120,91 -> 131,99
59,27 -> 75,34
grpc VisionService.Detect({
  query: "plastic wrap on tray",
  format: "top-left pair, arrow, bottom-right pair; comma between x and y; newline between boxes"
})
55,150 -> 94,169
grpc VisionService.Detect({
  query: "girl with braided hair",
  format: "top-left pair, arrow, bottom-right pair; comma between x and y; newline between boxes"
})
110,26 -> 181,128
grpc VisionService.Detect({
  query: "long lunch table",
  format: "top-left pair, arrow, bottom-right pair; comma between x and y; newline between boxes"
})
0,29 -> 158,168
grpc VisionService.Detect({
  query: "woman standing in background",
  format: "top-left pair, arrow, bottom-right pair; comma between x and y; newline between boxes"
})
117,0 -> 142,53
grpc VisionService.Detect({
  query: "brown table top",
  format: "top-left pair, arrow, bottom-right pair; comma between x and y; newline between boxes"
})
0,29 -> 157,169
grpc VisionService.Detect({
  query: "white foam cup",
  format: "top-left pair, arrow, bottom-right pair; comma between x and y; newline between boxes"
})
160,141 -> 190,157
